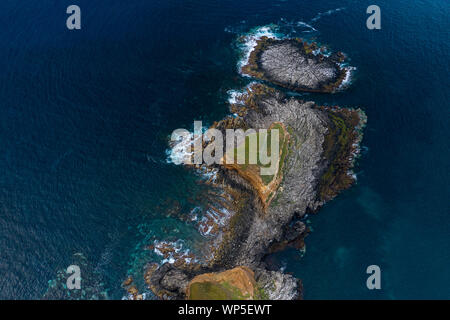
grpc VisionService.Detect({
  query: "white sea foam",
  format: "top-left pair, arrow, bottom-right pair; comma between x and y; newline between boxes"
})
196,166 -> 219,183
199,218 -> 214,236
162,257 -> 175,264
197,204 -> 233,237
189,207 -> 201,221
310,7 -> 346,23
234,10 -> 349,73
227,81 -> 260,105
153,239 -> 197,265
166,131 -> 193,165
166,125 -> 206,165
338,65 -> 356,90
237,25 -> 281,73
296,21 -> 317,32
227,89 -> 244,105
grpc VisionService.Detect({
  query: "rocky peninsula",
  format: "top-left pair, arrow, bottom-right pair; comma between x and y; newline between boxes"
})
125,35 -> 366,300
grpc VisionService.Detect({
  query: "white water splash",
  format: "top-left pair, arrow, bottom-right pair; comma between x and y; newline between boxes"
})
153,240 -> 197,265
338,65 -> 356,90
296,21 -> 317,32
237,25 -> 281,73
310,7 -> 346,23
166,124 -> 207,165
227,81 -> 259,105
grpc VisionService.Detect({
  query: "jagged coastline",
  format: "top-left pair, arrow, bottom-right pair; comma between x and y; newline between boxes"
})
131,34 -> 366,300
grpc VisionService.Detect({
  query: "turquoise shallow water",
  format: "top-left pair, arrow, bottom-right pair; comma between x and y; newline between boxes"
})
0,0 -> 448,299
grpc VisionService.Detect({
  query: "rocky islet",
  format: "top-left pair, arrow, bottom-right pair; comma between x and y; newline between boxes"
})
130,32 -> 367,300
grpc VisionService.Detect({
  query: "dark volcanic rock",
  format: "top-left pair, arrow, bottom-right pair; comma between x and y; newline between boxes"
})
148,263 -> 191,299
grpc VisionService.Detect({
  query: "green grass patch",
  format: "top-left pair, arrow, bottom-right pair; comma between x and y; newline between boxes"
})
231,123 -> 288,185
188,281 -> 250,300
319,112 -> 355,201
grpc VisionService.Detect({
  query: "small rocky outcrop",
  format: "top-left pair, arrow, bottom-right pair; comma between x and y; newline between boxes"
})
145,263 -> 192,300
254,268 -> 302,300
242,38 -> 347,93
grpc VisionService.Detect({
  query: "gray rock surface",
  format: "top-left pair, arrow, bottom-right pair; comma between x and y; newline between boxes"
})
255,268 -> 302,300
149,263 -> 190,299
243,39 -> 346,92
229,94 -> 328,267
260,42 -> 339,90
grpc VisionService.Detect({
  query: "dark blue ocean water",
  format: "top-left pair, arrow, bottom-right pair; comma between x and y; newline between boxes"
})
0,0 -> 448,299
